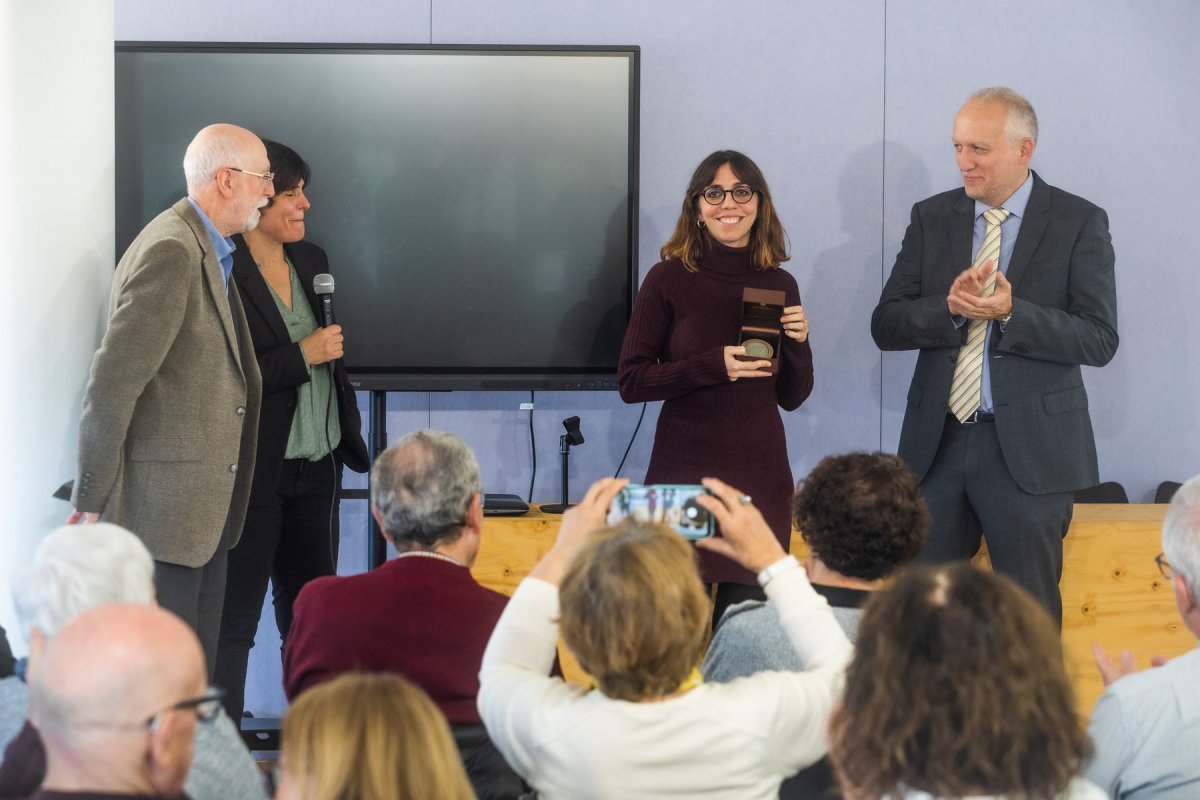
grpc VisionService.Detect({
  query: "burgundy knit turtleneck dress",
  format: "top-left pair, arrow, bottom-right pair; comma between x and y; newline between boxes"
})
617,237 -> 814,584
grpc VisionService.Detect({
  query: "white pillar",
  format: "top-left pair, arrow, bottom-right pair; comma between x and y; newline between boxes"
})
0,0 -> 115,652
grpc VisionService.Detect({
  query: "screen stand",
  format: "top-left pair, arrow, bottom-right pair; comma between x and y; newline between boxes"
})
367,390 -> 388,569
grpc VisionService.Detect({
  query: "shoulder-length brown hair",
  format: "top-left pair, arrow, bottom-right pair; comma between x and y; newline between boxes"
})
558,519 -> 709,701
660,150 -> 790,272
828,563 -> 1090,800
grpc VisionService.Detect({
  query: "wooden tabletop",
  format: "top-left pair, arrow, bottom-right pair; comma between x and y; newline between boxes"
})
475,504 -> 1195,715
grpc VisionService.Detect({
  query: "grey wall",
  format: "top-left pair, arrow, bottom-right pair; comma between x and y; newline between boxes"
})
106,0 -> 1200,714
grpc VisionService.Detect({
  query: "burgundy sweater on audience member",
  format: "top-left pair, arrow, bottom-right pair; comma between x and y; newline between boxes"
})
618,238 -> 814,584
283,556 -> 508,724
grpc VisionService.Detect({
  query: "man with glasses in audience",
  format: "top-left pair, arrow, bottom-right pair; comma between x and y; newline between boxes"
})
70,124 -> 271,674
26,604 -> 215,800
1086,475 -> 1200,799
0,523 -> 262,800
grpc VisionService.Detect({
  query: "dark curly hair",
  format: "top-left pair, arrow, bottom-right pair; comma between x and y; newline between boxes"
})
829,563 -> 1091,800
792,452 -> 927,581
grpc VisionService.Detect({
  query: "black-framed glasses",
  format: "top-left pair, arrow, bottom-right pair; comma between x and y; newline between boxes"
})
67,687 -> 226,732
225,166 -> 276,184
1155,552 -> 1174,580
144,687 -> 226,730
701,185 -> 757,205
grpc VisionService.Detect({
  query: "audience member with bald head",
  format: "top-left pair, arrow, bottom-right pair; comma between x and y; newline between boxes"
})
70,123 -> 269,671
29,604 -> 208,799
0,523 -> 263,800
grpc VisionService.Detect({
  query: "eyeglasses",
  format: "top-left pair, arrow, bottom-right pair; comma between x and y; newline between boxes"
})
225,166 -> 276,184
144,687 -> 227,730
68,687 -> 226,732
1155,552 -> 1174,580
701,185 -> 757,205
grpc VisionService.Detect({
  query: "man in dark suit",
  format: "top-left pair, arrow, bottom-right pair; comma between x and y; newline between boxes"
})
872,87 -> 1118,621
71,124 -> 272,672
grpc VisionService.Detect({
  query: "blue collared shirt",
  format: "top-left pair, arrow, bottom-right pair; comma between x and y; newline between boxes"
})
971,171 -> 1033,412
187,197 -> 237,287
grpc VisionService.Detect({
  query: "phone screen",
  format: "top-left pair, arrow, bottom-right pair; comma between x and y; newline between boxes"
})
607,484 -> 714,539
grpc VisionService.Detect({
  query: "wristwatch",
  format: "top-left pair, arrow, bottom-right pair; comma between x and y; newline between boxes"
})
756,555 -> 801,588
998,311 -> 1013,332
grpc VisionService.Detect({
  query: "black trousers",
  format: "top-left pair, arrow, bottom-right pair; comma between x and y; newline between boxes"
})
155,534 -> 231,680
917,415 -> 1073,626
214,455 -> 342,720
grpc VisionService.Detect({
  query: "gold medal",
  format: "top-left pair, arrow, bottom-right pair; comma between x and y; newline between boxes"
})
742,338 -> 774,358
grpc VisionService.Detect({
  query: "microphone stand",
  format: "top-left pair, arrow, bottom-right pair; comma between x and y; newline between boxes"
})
540,433 -> 577,515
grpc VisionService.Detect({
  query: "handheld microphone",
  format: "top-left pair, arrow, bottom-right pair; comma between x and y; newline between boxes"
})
313,273 -> 335,327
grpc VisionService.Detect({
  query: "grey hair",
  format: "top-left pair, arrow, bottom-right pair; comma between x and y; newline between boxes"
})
370,430 -> 481,549
969,86 -> 1039,144
1163,476 -> 1200,597
183,127 -> 246,195
12,523 -> 155,643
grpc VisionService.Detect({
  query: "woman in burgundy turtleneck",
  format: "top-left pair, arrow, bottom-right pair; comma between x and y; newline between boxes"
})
617,150 -> 814,622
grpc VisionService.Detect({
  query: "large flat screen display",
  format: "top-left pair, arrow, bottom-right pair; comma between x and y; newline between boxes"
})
115,43 -> 639,390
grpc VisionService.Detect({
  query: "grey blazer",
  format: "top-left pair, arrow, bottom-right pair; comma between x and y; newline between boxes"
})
74,198 -> 262,567
871,172 -> 1118,495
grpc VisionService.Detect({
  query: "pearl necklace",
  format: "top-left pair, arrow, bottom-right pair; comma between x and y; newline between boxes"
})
394,550 -> 465,568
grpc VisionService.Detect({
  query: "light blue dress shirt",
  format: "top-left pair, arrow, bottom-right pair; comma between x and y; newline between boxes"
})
187,196 -> 237,287
1086,646 -> 1200,799
965,171 -> 1033,413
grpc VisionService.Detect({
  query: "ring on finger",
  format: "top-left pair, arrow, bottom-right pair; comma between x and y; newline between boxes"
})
738,494 -> 753,506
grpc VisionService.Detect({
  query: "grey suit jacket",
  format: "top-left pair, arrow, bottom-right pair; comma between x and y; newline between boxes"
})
871,172 -> 1118,495
73,198 -> 262,567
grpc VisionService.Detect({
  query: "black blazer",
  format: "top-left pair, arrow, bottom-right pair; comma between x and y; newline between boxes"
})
231,237 -> 369,506
871,172 -> 1118,495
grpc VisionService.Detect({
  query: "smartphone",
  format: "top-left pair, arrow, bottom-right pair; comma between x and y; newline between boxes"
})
607,484 -> 714,539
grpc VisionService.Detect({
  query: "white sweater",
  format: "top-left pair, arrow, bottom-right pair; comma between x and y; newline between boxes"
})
477,567 -> 853,800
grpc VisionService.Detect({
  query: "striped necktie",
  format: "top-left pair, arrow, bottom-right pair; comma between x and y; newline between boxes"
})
948,207 -> 1011,422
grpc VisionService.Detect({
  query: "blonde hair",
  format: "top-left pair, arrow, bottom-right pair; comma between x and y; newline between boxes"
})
280,673 -> 476,800
559,519 -> 710,701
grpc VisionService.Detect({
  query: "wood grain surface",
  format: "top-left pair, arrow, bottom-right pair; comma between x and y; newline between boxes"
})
475,504 -> 1193,714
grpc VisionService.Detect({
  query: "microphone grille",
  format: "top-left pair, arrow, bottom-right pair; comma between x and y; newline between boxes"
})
313,273 -> 335,295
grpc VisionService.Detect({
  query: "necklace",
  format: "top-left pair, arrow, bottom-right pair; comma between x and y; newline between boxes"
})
394,550 -> 465,568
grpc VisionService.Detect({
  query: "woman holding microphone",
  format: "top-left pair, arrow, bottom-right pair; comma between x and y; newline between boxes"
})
215,140 -> 369,721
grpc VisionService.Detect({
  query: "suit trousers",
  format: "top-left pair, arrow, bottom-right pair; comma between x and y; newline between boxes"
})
917,415 -> 1073,626
154,517 -> 235,679
214,454 -> 342,720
